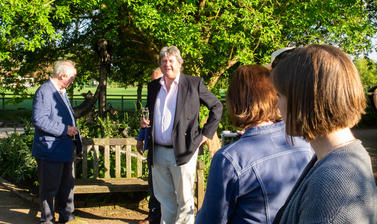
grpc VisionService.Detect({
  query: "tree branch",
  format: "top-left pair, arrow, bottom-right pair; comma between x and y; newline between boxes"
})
208,56 -> 238,88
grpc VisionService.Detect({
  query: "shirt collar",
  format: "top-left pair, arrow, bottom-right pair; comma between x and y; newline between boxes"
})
160,72 -> 181,86
50,78 -> 66,94
242,121 -> 285,137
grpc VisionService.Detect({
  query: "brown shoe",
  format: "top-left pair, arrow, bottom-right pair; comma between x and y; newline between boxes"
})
138,218 -> 150,224
139,217 -> 160,224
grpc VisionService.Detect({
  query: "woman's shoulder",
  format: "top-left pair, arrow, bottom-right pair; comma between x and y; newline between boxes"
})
297,147 -> 377,223
305,143 -> 376,204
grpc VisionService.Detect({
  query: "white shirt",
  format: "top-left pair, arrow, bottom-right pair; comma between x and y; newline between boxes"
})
50,78 -> 76,127
153,73 -> 180,145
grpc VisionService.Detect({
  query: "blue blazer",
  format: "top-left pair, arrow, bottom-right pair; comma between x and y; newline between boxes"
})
32,79 -> 75,162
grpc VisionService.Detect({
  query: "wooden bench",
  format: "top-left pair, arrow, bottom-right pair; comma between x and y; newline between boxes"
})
74,138 -> 205,209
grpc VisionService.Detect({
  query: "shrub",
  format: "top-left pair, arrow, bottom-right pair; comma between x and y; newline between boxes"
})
0,129 -> 38,193
77,110 -> 140,138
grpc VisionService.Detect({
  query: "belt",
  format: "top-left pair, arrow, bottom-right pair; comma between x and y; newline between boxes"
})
155,143 -> 173,148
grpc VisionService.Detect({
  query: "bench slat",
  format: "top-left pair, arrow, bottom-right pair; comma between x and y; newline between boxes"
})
93,145 -> 99,178
126,145 -> 132,178
82,145 -> 89,179
137,152 -> 142,177
75,178 -> 148,194
82,138 -> 137,146
115,145 -> 121,178
104,145 -> 110,179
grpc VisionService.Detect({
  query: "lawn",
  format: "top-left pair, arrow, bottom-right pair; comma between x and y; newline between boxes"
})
1,87 -> 147,111
1,86 -> 226,113
24,86 -> 145,97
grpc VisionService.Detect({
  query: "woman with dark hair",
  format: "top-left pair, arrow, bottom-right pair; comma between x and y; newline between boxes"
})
196,65 -> 313,224
271,44 -> 377,223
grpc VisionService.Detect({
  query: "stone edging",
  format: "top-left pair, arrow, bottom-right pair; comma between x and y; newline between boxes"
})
0,176 -> 39,205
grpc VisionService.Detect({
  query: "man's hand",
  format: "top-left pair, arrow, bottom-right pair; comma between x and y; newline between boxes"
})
199,135 -> 208,147
140,117 -> 150,128
67,125 -> 79,136
136,140 -> 144,154
236,129 -> 245,135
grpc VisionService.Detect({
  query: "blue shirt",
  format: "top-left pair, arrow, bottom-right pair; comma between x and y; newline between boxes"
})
196,121 -> 314,224
136,128 -> 148,151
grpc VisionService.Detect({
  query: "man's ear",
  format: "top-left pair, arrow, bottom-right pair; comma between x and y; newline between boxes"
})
60,73 -> 68,79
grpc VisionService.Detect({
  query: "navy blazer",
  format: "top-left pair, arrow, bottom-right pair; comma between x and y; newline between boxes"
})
32,79 -> 76,162
146,74 -> 223,166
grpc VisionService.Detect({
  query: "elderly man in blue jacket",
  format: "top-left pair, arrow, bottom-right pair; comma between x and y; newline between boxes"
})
32,60 -> 81,224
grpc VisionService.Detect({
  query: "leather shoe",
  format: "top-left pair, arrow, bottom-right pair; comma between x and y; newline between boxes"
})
138,218 -> 150,224
138,217 -> 160,224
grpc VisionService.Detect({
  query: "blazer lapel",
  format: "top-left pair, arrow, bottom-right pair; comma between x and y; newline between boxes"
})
150,79 -> 161,117
63,93 -> 75,115
173,74 -> 189,130
47,80 -> 73,120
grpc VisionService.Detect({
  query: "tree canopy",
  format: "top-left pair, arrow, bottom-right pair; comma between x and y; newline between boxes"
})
354,57 -> 377,90
1,0 -> 377,95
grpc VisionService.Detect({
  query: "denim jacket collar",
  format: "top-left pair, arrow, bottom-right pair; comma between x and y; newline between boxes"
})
241,121 -> 285,138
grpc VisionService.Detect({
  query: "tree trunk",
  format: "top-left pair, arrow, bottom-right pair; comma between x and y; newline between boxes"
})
369,86 -> 377,112
97,38 -> 111,119
136,82 -> 143,112
205,133 -> 222,158
73,88 -> 100,118
207,57 -> 238,88
98,69 -> 107,118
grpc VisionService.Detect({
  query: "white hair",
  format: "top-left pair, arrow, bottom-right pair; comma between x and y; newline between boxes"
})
159,46 -> 183,65
52,60 -> 76,78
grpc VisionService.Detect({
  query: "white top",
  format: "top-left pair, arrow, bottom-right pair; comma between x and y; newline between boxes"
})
153,73 -> 180,145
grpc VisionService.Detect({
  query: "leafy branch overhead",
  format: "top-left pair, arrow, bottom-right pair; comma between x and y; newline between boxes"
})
1,0 -> 377,94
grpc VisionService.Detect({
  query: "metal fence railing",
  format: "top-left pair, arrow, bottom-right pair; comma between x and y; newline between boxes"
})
0,93 -> 147,112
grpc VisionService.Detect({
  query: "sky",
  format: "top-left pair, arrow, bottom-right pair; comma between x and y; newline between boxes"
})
368,49 -> 377,62
356,37 -> 377,62
366,38 -> 377,62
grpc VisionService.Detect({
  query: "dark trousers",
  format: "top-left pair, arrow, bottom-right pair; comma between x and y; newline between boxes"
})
37,159 -> 75,224
147,154 -> 161,222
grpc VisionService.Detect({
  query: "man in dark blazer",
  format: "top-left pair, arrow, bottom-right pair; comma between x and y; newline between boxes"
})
32,60 -> 81,224
141,46 -> 223,224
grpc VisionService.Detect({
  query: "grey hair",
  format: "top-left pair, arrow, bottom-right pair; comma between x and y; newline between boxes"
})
159,46 -> 183,65
52,60 -> 76,78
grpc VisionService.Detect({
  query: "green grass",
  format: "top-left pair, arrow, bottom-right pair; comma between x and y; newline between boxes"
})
1,87 -> 148,112
1,86 -> 226,119
23,87 -> 145,96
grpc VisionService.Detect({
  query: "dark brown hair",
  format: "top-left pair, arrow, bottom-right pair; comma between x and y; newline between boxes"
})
226,65 -> 281,129
271,44 -> 366,141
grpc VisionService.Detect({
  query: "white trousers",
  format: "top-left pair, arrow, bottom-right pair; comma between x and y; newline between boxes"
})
152,145 -> 198,224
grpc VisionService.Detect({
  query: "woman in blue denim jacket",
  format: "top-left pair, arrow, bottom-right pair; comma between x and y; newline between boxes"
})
195,65 -> 313,224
